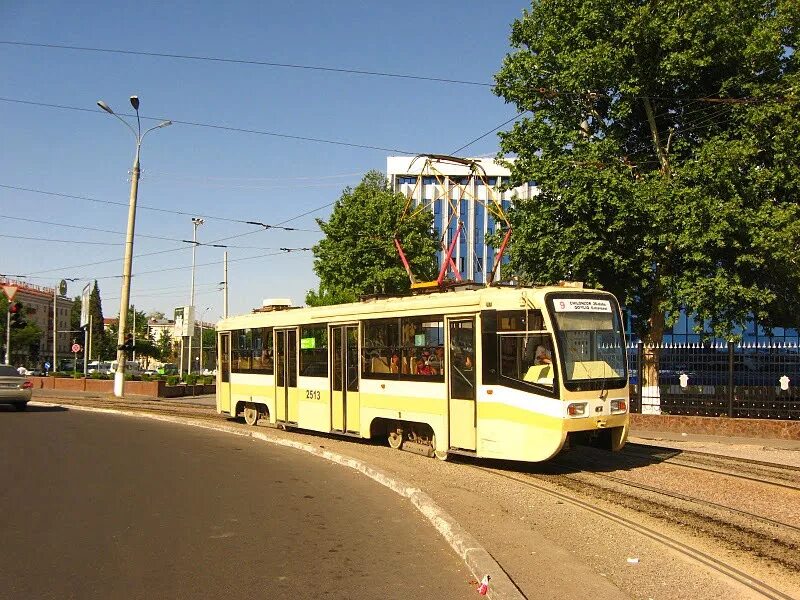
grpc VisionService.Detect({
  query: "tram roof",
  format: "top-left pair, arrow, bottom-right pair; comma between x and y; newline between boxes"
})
217,284 -> 612,331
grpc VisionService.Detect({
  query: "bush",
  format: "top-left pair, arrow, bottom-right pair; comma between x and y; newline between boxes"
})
166,375 -> 178,386
185,374 -> 198,386
89,372 -> 105,380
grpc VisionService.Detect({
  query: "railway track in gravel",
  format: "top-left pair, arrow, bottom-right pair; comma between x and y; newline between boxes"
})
621,444 -> 800,492
473,465 -> 798,600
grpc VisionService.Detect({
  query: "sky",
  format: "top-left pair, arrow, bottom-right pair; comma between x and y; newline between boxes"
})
0,0 -> 527,323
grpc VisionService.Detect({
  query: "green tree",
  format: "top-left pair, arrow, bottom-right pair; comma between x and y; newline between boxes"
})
493,0 -> 800,347
156,329 -> 177,363
307,171 -> 439,306
89,281 -> 109,360
0,297 -> 43,365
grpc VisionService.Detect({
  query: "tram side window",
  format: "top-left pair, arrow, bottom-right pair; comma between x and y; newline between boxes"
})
251,327 -> 274,374
499,333 -> 554,389
300,325 -> 328,377
232,329 -> 252,371
231,327 -> 273,374
362,319 -> 400,377
400,316 -> 444,381
497,310 -> 544,332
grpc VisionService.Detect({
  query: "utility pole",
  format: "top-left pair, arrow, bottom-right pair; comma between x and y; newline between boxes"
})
5,308 -> 10,365
223,251 -> 229,319
188,217 -> 204,375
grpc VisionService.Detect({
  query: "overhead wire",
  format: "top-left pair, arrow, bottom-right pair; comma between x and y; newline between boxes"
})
0,97 -> 420,155
0,41 -> 494,88
0,183 -> 319,231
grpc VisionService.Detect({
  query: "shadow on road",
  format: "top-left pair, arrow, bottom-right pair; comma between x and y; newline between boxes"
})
0,404 -> 69,413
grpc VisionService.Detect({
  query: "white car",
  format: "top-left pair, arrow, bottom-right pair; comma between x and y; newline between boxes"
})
1,365 -> 32,410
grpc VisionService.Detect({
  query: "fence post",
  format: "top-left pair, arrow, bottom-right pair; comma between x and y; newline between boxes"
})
727,340 -> 734,417
636,340 -> 644,413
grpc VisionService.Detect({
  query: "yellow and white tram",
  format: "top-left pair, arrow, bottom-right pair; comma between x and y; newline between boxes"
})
215,284 -> 629,462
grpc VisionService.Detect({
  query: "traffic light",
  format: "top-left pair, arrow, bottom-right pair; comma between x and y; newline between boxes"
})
9,302 -> 26,329
119,333 -> 134,354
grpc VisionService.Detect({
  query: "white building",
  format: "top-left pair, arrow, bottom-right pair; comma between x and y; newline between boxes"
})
387,156 -> 534,284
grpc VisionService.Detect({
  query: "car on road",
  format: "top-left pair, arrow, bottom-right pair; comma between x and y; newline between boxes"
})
0,365 -> 32,411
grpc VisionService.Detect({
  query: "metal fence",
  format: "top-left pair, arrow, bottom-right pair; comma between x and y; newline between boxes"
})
627,342 -> 800,420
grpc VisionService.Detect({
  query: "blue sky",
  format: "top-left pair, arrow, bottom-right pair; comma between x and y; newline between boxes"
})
0,0 -> 526,322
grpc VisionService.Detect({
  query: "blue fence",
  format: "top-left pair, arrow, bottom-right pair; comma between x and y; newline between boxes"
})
627,342 -> 800,420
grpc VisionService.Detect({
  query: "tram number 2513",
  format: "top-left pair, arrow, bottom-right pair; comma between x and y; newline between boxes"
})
305,390 -> 321,400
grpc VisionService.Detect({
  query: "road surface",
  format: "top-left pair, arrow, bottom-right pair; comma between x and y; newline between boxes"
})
0,405 -> 470,599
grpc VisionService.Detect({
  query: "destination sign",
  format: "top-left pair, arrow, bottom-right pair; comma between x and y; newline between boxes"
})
553,298 -> 612,313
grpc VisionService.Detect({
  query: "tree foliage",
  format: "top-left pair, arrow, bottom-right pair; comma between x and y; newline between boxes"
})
0,296 -> 43,364
307,171 -> 438,306
494,0 -> 799,341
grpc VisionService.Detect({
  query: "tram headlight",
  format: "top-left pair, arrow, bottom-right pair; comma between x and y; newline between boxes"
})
610,399 -> 627,413
567,402 -> 587,417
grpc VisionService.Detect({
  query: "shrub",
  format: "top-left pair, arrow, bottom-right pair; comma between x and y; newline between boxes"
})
166,375 -> 178,386
185,374 -> 198,386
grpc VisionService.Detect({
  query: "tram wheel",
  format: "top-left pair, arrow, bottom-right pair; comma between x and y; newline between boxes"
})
387,423 -> 404,450
243,403 -> 259,426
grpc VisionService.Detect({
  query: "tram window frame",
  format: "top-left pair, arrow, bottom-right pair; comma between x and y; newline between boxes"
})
497,309 -> 545,332
399,315 -> 444,382
361,316 -> 445,382
483,310 -> 559,397
361,318 -> 400,379
299,325 -> 328,377
498,333 -> 556,392
231,329 -> 252,371
231,327 -> 273,374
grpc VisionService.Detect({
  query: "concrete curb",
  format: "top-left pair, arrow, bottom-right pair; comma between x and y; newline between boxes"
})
33,401 -> 526,600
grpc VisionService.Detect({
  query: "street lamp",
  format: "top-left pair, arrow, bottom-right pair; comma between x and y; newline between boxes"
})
186,217 -> 204,375
98,96 -> 172,398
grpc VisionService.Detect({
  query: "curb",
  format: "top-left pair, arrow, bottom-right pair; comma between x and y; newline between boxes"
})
33,401 -> 526,600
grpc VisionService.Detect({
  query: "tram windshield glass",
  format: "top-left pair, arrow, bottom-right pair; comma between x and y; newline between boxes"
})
549,296 -> 627,391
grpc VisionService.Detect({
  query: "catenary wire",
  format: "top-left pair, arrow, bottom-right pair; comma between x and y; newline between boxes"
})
0,97 -> 421,155
0,41 -> 494,88
0,183 -> 319,231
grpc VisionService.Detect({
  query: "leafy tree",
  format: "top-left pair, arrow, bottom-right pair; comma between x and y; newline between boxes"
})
156,329 -> 177,363
307,171 -> 439,306
89,281 -> 109,360
493,0 -> 800,349
0,296 -> 43,365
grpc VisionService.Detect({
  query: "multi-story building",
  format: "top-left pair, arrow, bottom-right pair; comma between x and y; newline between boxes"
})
387,156 -> 533,284
0,278 -> 74,364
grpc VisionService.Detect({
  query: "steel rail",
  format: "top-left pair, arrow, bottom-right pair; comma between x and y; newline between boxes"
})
472,465 -> 796,600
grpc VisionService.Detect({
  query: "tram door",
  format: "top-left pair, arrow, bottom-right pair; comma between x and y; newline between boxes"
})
217,332 -> 231,413
447,318 -> 476,450
330,325 -> 360,434
275,329 -> 299,424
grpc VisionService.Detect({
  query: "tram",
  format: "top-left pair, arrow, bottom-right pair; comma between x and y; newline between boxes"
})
215,284 -> 629,462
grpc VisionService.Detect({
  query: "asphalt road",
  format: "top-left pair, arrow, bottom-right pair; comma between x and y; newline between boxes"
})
0,405 -> 470,599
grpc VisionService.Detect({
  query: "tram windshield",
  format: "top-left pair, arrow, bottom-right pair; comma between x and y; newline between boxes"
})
548,296 -> 627,391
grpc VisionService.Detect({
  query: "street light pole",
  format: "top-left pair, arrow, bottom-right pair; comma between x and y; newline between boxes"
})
187,217 -> 204,375
97,96 -> 171,398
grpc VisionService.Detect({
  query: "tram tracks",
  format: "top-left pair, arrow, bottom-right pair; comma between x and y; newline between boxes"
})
622,444 -> 800,492
472,465 -> 798,600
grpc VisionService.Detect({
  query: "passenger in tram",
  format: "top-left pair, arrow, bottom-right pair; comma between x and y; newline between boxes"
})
534,344 -> 552,365
427,347 -> 444,374
390,353 -> 400,374
464,353 -> 474,371
416,357 -> 435,376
